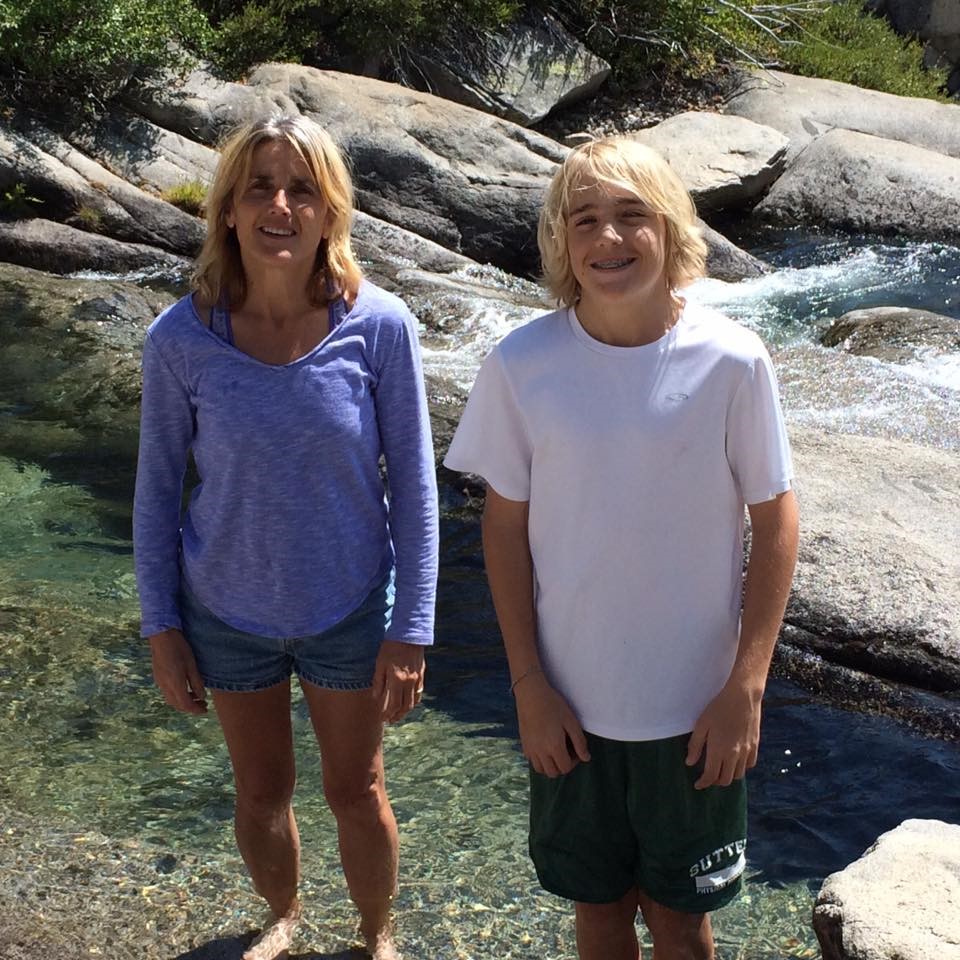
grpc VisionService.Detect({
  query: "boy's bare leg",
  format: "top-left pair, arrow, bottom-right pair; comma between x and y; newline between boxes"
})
211,683 -> 303,960
300,681 -> 400,960
637,891 -> 714,960
575,888 -> 641,960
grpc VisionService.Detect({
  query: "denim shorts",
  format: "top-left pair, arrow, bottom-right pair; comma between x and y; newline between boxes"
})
179,571 -> 394,693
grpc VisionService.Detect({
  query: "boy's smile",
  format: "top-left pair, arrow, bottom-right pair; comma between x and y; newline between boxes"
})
565,179 -> 675,345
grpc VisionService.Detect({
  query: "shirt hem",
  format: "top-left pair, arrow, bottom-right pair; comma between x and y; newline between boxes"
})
579,717 -> 697,742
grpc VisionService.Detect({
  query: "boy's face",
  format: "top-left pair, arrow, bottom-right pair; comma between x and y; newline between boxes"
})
565,179 -> 670,314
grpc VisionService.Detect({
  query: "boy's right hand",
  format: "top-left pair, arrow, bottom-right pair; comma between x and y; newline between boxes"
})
514,673 -> 590,777
149,629 -> 208,715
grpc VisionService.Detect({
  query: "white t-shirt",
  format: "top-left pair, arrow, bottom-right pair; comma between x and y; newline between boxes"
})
444,302 -> 793,741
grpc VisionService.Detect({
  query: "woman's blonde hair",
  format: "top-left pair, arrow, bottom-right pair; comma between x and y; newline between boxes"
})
193,114 -> 362,307
538,137 -> 707,306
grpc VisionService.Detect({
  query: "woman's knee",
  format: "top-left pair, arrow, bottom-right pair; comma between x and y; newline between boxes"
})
234,770 -> 297,819
323,770 -> 387,822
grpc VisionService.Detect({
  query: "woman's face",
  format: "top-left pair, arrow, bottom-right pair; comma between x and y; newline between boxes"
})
226,139 -> 332,274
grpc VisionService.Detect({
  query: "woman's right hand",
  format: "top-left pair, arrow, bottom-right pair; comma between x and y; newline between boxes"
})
148,629 -> 208,714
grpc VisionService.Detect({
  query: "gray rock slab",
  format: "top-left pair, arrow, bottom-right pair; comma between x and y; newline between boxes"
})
724,68 -> 960,161
0,218 -> 188,276
752,128 -> 960,240
246,63 -> 565,274
0,119 -> 204,254
814,819 -> 960,960
118,63 -> 763,280
64,107 -> 219,193
351,210 -> 475,275
787,426 -> 960,691
122,63 -> 299,145
629,112 -> 788,211
821,306 -> 960,363
410,11 -> 610,125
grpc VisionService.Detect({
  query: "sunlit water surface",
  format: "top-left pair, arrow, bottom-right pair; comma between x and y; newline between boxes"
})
2,231 -> 959,958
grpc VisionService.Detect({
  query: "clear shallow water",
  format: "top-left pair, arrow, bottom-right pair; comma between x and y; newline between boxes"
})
3,233 -> 959,957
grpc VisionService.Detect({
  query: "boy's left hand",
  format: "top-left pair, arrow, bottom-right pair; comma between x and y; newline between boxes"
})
685,678 -> 763,790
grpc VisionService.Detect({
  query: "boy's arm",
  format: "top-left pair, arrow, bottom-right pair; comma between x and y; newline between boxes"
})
482,486 -> 591,778
686,488 -> 799,789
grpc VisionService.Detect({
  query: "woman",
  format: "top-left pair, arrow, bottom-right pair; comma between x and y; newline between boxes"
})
133,114 -> 438,960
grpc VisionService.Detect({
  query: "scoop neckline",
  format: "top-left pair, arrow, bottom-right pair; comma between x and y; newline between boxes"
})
188,285 -> 359,369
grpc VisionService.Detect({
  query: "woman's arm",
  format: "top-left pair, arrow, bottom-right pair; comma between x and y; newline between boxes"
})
482,487 -> 590,777
134,331 -> 206,714
371,305 -> 439,721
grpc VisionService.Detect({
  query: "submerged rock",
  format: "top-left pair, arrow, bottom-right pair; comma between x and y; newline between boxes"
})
820,306 -> 960,363
813,819 -> 960,960
0,263 -> 173,468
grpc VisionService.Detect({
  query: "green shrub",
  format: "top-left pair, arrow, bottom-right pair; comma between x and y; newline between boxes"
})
0,0 -> 210,107
198,0 -> 520,80
0,183 -> 42,218
776,0 -> 949,100
73,205 -> 105,232
161,179 -> 209,216
546,0 -> 948,100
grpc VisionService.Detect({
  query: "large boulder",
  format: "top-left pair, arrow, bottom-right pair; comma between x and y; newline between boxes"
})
813,819 -> 960,960
118,63 -> 763,280
752,128 -> 960,240
868,0 -> 960,65
0,219 -> 188,276
247,63 -> 565,274
724,69 -> 960,161
629,112 -> 788,211
785,426 -> 960,694
0,120 -> 205,255
63,107 -> 219,194
820,306 -> 960,363
122,63 -> 299,145
409,10 -> 610,126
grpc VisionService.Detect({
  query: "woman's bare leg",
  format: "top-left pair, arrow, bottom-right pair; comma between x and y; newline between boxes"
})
300,681 -> 399,959
212,682 -> 301,960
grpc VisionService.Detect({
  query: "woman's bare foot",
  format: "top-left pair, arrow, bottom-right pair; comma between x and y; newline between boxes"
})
365,925 -> 401,960
243,900 -> 302,960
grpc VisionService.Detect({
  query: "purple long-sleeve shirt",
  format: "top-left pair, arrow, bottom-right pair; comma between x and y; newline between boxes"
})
133,281 -> 438,643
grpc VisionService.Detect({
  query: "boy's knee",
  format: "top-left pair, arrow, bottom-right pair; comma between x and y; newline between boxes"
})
637,893 -> 714,960
575,889 -> 639,927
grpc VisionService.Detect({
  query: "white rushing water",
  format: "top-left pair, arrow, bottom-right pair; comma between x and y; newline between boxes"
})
420,239 -> 960,450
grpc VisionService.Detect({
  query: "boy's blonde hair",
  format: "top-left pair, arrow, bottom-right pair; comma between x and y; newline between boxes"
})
538,137 -> 707,306
193,114 -> 362,307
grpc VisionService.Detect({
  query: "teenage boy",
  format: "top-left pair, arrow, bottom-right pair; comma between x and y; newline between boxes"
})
444,138 -> 799,959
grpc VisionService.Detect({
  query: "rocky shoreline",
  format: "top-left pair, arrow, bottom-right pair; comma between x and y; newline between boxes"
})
1,43 -> 959,960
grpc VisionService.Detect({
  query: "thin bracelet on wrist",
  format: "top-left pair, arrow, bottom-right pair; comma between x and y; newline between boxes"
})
510,665 -> 542,694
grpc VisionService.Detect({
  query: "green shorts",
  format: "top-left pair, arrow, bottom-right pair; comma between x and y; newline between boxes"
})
529,731 -> 747,913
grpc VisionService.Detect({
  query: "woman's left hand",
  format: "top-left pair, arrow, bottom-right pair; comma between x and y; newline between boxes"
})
373,640 -> 426,723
